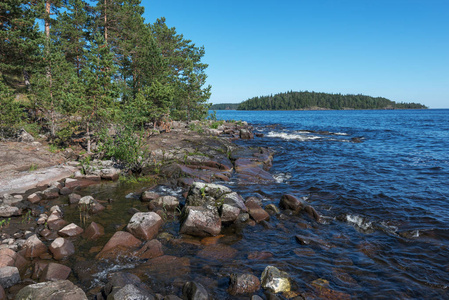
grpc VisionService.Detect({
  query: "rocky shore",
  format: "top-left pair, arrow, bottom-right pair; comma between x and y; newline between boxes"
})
0,120 -> 346,300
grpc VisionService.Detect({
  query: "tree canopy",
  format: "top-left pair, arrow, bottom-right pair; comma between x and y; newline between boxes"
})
237,91 -> 427,110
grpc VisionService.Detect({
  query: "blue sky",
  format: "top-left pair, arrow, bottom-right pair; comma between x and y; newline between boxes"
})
143,0 -> 449,108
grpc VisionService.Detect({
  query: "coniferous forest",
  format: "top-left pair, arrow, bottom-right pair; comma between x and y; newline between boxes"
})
237,91 -> 427,110
1,0 -> 211,153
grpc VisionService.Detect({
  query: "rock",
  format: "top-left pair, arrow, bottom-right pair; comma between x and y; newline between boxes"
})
107,284 -> 155,300
127,212 -> 163,241
245,198 -> 269,223
84,222 -> 104,240
40,262 -> 71,281
0,205 -> 21,217
49,238 -> 75,260
265,204 -> 280,215
18,129 -> 34,143
134,239 -> 163,259
148,196 -> 179,211
247,251 -> 273,260
0,266 -> 20,288
220,204 -> 241,222
96,231 -> 141,260
22,235 -> 48,258
47,211 -> 67,231
239,129 -> 254,139
180,206 -> 221,237
295,234 -> 311,245
228,273 -> 261,295
79,196 -> 105,214
234,158 -> 275,183
103,272 -> 142,296
27,193 -> 42,204
68,193 -> 81,204
59,187 -> 72,195
260,266 -> 291,294
310,278 -> 351,299
101,168 -> 120,181
219,192 -> 247,212
279,194 -> 303,213
304,205 -> 321,222
64,178 -> 97,189
0,285 -> 5,300
58,223 -> 84,237
43,187 -> 59,199
186,182 -> 232,207
0,248 -> 16,267
141,191 -> 160,202
182,281 -> 209,300
197,244 -> 238,260
14,280 -> 87,300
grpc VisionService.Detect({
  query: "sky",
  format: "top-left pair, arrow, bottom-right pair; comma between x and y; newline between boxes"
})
143,0 -> 449,108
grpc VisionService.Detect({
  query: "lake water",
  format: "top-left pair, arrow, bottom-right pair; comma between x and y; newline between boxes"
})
212,109 -> 449,298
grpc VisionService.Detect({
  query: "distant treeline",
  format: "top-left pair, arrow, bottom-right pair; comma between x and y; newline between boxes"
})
212,91 -> 427,111
209,103 -> 240,110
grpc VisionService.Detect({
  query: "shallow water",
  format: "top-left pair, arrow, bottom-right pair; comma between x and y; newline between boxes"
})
30,109 -> 449,299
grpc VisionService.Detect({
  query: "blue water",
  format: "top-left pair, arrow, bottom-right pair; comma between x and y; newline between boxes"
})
214,109 -> 449,298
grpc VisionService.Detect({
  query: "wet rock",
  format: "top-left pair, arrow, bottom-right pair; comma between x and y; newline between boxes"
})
304,205 -> 321,222
59,187 -> 72,195
47,211 -> 67,231
14,280 -> 87,300
197,244 -> 238,260
0,205 -> 21,217
228,273 -> 261,295
58,223 -> 84,237
220,192 -> 247,212
96,231 -> 141,260
239,129 -> 254,139
127,212 -> 163,241
141,191 -> 160,202
103,272 -> 142,296
295,234 -> 312,245
27,193 -> 42,204
108,284 -> 155,300
64,178 -> 97,189
41,262 -> 71,281
245,198 -> 269,223
22,235 -> 48,258
200,235 -> 224,246
134,239 -> 164,259
148,196 -> 179,211
186,182 -> 232,206
265,204 -> 280,215
84,222 -> 104,240
220,204 -> 241,222
182,281 -> 209,300
43,187 -> 59,199
68,193 -> 81,205
260,266 -> 291,294
0,266 -> 20,288
49,238 -> 75,260
279,194 -> 303,213
180,206 -> 221,237
235,158 -> 275,183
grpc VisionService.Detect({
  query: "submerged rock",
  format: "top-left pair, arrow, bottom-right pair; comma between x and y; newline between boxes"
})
182,281 -> 209,300
14,280 -> 87,300
279,194 -> 303,213
84,222 -> 104,240
260,266 -> 291,294
228,273 -> 261,295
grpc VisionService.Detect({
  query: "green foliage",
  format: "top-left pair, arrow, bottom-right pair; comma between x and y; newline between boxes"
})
29,163 -> 38,171
209,120 -> 224,129
0,79 -> 23,138
209,103 -> 239,110
189,122 -> 204,133
98,125 -> 147,169
238,91 -> 428,110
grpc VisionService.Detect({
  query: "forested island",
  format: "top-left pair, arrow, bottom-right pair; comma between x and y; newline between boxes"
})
213,91 -> 427,111
209,103 -> 240,110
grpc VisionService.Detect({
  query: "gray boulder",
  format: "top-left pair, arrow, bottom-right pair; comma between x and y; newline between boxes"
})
180,206 -> 221,237
14,280 -> 87,300
0,266 -> 20,288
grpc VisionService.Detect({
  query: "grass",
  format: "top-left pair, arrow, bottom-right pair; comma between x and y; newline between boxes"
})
29,163 -> 38,171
